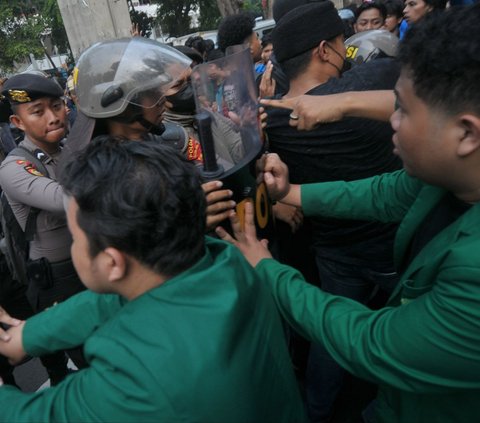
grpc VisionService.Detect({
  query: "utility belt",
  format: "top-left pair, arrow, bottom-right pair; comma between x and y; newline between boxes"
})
26,257 -> 76,290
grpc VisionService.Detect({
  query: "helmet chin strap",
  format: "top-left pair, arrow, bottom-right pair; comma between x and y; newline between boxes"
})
136,116 -> 166,136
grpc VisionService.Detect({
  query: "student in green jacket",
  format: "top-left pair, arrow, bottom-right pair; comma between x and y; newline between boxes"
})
219,4 -> 480,423
0,137 -> 306,422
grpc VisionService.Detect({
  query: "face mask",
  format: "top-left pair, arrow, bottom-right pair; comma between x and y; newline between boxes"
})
166,82 -> 196,114
326,42 -> 351,75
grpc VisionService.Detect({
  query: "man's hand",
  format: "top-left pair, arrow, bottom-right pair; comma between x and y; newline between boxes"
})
263,153 -> 290,201
0,306 -> 21,342
202,181 -> 236,231
273,203 -> 303,233
0,320 -> 27,365
259,61 -> 276,98
216,201 -> 272,268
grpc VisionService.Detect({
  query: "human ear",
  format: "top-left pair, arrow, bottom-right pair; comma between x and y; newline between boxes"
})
10,114 -> 25,131
456,114 -> 480,157
103,248 -> 128,282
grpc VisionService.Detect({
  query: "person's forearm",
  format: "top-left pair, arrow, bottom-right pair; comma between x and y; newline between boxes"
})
279,184 -> 301,207
343,90 -> 395,122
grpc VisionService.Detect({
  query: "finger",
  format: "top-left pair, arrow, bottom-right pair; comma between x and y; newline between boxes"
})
229,210 -> 247,240
0,307 -> 21,328
260,97 -> 296,110
206,209 -> 235,231
202,180 -> 223,195
243,200 -> 257,239
206,198 -> 236,215
205,190 -> 234,206
215,226 -> 236,244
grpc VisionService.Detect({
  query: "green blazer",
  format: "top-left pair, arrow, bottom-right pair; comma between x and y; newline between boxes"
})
0,238 -> 306,423
256,170 -> 480,423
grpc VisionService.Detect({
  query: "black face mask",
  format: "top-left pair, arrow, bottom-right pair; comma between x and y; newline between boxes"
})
166,83 -> 196,114
326,42 -> 351,75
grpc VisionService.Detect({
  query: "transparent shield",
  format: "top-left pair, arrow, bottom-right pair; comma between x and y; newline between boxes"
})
75,38 -> 191,118
191,47 -> 263,177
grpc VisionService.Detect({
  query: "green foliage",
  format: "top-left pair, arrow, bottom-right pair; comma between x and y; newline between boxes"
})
0,0 -> 71,72
0,5 -> 45,71
42,0 -> 70,54
197,0 -> 221,31
155,0 -> 196,38
129,8 -> 155,38
242,0 -> 263,16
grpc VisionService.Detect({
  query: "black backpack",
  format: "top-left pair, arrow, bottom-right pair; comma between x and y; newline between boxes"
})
0,146 -> 49,286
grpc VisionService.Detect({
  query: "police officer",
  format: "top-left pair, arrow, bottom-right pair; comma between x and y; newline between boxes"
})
67,37 -> 236,230
0,73 -> 86,382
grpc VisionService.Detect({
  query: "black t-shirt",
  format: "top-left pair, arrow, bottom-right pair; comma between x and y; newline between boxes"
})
266,59 -> 402,265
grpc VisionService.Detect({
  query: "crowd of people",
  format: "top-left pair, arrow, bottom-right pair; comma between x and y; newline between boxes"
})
0,0 -> 479,422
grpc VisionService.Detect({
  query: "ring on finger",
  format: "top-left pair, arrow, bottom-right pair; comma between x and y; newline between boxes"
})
289,113 -> 299,120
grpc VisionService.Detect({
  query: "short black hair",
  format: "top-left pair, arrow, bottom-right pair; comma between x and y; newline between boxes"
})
61,136 -> 206,277
383,0 -> 403,18
398,4 -> 480,116
281,47 -> 315,80
424,0 -> 447,11
185,35 -> 207,56
355,2 -> 387,20
261,34 -> 273,49
217,12 -> 256,53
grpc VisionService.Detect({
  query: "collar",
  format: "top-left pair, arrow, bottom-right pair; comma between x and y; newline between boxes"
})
19,135 -> 61,165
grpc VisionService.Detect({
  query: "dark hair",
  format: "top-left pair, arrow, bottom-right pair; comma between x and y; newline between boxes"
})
60,136 -> 206,277
398,4 -> 480,116
424,0 -> 448,10
217,12 -> 256,53
382,0 -> 403,18
355,2 -> 387,20
206,48 -> 225,62
281,47 -> 315,80
185,35 -> 207,56
261,34 -> 273,49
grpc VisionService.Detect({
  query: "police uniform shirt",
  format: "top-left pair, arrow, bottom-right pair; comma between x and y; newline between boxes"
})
0,135 -> 71,262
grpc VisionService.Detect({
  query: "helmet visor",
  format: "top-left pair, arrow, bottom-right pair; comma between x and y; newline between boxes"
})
75,38 -> 191,118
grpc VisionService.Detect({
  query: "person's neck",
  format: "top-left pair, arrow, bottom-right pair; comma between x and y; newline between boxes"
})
119,262 -> 169,301
29,137 -> 61,155
285,68 -> 338,98
453,189 -> 480,204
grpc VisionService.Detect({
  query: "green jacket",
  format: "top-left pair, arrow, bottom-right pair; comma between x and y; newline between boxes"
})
0,238 -> 306,423
255,170 -> 480,423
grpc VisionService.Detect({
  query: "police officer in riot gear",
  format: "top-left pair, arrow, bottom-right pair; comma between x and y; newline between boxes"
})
67,37 -> 236,230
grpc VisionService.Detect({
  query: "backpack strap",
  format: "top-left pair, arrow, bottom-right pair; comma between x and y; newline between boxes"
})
9,146 -> 51,241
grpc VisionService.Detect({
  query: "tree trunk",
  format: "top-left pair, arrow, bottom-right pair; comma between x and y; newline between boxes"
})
215,0 -> 244,17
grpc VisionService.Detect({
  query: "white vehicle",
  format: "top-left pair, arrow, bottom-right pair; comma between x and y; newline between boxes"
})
254,18 -> 275,40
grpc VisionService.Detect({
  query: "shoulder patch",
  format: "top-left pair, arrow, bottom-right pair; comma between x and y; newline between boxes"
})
15,160 -> 44,177
186,137 -> 203,162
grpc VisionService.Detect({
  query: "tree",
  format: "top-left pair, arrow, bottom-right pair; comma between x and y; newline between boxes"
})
155,0 -> 196,38
215,0 -> 244,17
197,0 -> 221,31
128,7 -> 155,38
0,5 -> 45,72
0,0 -> 71,72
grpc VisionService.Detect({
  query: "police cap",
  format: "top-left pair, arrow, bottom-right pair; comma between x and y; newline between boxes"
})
1,73 -> 63,105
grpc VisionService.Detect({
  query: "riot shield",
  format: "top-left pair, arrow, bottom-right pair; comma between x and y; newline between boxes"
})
191,47 -> 274,239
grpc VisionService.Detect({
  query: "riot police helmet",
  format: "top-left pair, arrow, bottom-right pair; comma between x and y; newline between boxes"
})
344,29 -> 399,66
73,37 -> 192,119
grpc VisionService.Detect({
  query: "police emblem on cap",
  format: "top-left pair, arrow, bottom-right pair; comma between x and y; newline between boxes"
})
8,90 -> 32,103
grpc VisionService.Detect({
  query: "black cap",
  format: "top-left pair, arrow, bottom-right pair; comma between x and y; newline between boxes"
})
273,0 -> 325,22
273,1 -> 344,63
1,73 -> 63,105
